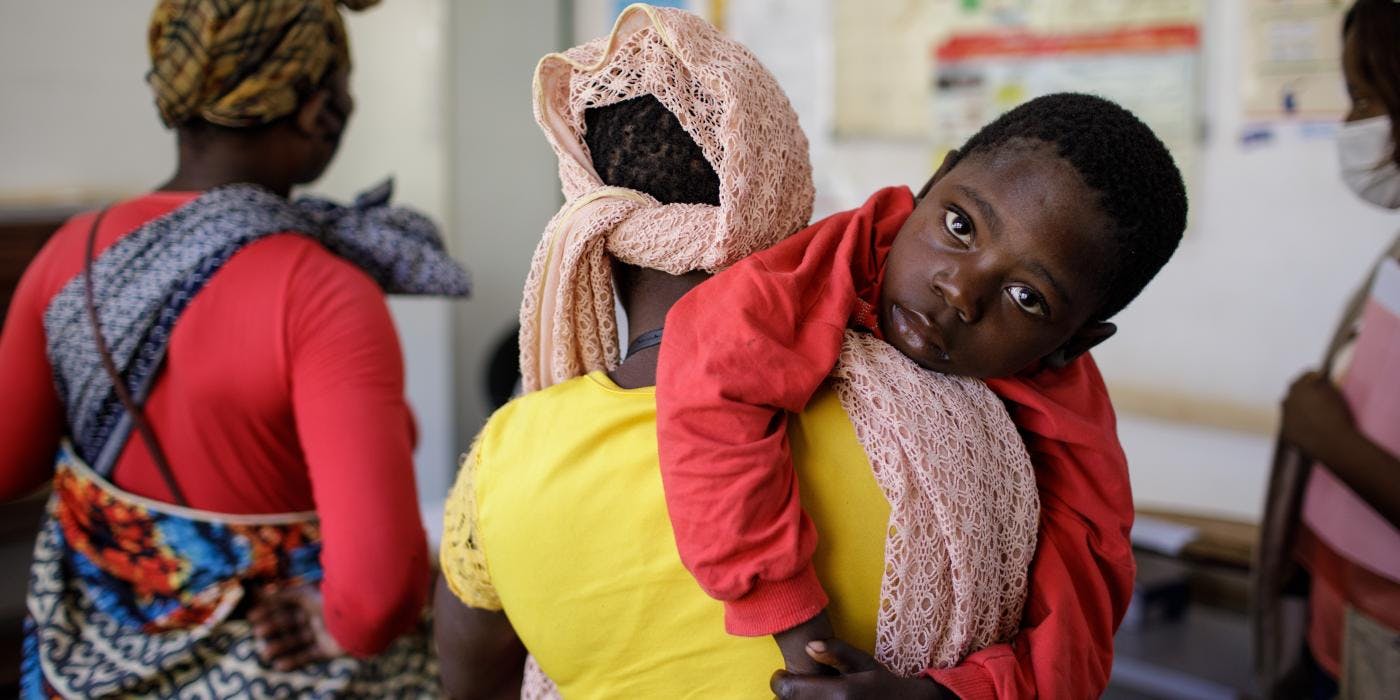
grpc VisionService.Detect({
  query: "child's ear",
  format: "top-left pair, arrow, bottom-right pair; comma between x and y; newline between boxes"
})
1044,322 -> 1116,369
916,149 -> 959,200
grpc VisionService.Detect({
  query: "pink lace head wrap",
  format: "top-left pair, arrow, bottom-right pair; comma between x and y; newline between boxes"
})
518,3 -> 814,392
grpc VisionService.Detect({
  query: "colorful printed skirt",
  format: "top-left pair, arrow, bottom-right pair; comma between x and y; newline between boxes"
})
21,443 -> 438,698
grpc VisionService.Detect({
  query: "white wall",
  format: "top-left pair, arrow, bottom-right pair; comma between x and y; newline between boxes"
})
1069,0 -> 1397,521
448,0 -> 566,441
568,0 -> 1399,521
740,0 -> 1397,417
0,0 -> 458,506
1096,0 -> 1394,416
772,0 -> 1399,522
0,2 -> 165,202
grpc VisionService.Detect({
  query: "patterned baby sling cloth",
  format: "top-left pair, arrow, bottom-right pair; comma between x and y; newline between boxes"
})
22,183 -> 466,699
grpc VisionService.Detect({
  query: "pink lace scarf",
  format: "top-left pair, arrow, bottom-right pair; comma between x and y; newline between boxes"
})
518,3 -> 814,392
832,332 -> 1038,675
516,4 -> 1036,689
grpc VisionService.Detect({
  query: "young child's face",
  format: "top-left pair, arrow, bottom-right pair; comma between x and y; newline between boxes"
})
879,141 -> 1114,378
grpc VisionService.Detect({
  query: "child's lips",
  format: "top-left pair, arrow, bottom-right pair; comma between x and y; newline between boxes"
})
890,303 -> 951,362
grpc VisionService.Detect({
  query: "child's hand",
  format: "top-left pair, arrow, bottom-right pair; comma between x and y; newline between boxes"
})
772,609 -> 836,675
769,639 -> 950,699
249,585 -> 343,671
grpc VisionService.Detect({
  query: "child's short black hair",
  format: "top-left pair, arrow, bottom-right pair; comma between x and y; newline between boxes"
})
954,93 -> 1188,320
584,95 -> 721,206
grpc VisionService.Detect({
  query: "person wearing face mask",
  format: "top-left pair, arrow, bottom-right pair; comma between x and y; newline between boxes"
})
1255,1 -> 1400,698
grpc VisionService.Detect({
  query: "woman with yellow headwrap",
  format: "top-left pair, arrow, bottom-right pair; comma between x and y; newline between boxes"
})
0,1 -> 463,696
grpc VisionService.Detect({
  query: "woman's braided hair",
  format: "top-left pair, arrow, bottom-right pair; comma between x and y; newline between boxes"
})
584,95 -> 721,207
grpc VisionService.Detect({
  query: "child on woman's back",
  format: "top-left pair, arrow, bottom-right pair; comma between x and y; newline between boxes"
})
656,93 -> 1188,690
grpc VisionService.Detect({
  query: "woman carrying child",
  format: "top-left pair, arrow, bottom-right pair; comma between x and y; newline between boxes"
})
437,4 -> 1188,698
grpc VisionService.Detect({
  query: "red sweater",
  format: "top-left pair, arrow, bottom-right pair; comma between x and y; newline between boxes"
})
656,186 -> 1136,698
0,192 -> 431,657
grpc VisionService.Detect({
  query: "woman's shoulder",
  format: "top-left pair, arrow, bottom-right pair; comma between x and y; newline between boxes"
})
479,373 -> 653,456
236,233 -> 384,306
22,192 -> 199,304
241,232 -> 361,274
487,374 -> 616,425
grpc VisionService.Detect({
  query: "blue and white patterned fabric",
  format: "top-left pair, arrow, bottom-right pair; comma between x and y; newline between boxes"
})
21,445 -> 438,700
41,181 -> 469,473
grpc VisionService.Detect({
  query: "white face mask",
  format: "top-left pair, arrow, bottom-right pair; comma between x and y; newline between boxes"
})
1337,115 -> 1400,209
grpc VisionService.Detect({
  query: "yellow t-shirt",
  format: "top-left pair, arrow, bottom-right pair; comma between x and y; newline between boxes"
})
441,371 -> 889,699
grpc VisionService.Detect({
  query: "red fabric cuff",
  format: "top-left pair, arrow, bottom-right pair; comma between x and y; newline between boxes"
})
925,665 -> 997,700
722,564 -> 829,636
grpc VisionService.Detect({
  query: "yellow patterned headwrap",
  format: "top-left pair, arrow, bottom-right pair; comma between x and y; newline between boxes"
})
147,0 -> 379,128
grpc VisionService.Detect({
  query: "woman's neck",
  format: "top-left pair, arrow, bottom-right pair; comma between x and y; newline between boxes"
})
608,329 -> 665,390
606,268 -> 711,389
159,163 -> 293,198
158,130 -> 297,197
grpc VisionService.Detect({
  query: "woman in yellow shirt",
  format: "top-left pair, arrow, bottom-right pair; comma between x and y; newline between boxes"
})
434,6 -> 930,697
435,86 -> 900,700
440,368 -> 889,698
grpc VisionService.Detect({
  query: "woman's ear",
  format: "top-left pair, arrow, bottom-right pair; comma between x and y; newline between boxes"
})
916,149 -> 959,200
1043,321 -> 1116,369
294,90 -> 331,137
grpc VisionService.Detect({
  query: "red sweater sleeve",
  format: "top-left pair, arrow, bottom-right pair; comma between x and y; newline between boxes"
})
655,187 -> 914,635
285,247 -> 431,657
0,240 -> 67,500
927,356 -> 1136,699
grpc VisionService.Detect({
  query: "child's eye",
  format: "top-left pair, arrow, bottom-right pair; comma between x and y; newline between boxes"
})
1006,285 -> 1049,318
943,209 -> 973,246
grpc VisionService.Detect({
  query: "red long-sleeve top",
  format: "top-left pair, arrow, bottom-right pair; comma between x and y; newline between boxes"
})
0,192 -> 431,657
656,186 -> 1136,699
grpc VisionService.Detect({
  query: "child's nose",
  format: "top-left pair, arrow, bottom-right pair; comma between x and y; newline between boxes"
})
933,264 -> 989,324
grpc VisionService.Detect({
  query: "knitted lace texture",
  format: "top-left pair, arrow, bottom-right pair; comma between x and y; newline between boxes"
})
520,657 -> 559,700
830,332 -> 1040,675
518,3 -> 814,392
441,440 -> 500,611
